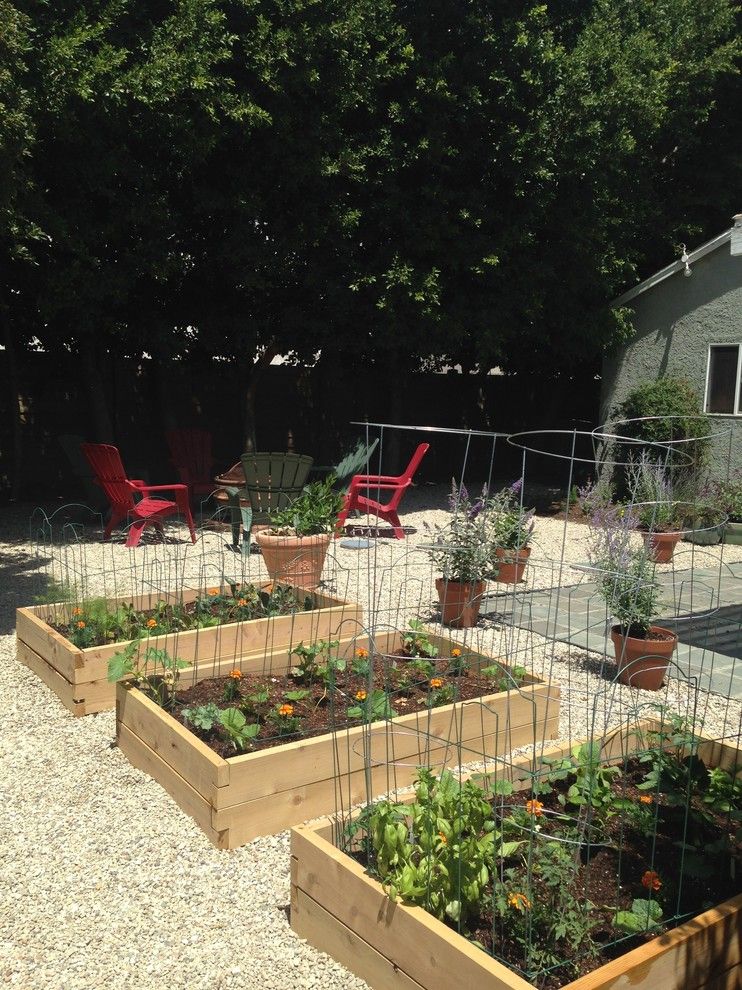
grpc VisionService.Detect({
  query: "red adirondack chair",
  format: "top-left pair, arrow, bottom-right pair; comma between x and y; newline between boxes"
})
336,442 -> 430,539
165,428 -> 215,500
81,443 -> 197,547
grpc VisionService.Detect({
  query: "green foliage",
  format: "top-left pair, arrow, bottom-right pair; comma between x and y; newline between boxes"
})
400,620 -> 437,659
365,769 -> 517,927
290,639 -> 340,685
347,689 -> 397,722
269,476 -> 344,536
612,378 -> 712,483
638,711 -> 707,801
218,708 -> 260,751
182,703 -> 221,732
33,579 -> 75,605
614,898 -> 663,933
107,641 -> 188,709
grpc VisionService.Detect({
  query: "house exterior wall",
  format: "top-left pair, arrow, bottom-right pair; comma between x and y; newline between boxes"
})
600,244 -> 742,479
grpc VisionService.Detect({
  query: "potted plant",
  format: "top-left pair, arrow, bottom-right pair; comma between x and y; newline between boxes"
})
255,475 -> 344,589
489,480 -> 535,583
425,484 -> 493,627
586,495 -> 677,690
712,475 -> 742,545
627,454 -> 683,563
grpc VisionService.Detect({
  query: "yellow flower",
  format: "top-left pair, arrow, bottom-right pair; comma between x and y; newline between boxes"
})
451,648 -> 461,658
355,647 -> 369,658
639,795 -> 652,804
641,870 -> 662,891
525,799 -> 544,817
278,704 -> 294,717
146,618 -> 157,629
71,607 -> 83,616
438,831 -> 447,845
429,678 -> 443,689
507,892 -> 531,912
228,669 -> 243,680
355,690 -> 367,701
76,620 -> 86,629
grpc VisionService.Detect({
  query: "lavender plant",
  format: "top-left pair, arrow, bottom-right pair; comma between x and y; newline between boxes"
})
489,480 -> 535,551
626,454 -> 679,532
584,492 -> 660,637
424,483 -> 494,582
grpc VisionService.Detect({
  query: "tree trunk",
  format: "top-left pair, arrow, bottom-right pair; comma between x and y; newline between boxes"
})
0,296 -> 24,500
80,340 -> 115,442
243,342 -> 279,453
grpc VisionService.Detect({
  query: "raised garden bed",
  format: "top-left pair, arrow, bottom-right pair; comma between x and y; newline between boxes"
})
115,630 -> 560,848
16,585 -> 362,716
290,722 -> 741,990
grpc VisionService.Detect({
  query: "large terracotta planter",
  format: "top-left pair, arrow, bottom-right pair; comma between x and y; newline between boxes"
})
435,578 -> 486,628
255,531 -> 332,589
493,546 -> 531,584
641,530 -> 681,563
610,624 -> 678,691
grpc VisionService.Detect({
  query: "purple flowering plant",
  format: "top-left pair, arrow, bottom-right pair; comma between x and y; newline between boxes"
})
489,480 -> 535,551
424,482 -> 497,583
582,485 -> 660,638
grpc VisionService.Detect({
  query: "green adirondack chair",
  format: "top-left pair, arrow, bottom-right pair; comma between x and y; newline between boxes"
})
219,452 -> 314,552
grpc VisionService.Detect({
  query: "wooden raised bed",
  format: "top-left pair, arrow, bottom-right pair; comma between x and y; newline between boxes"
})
16,585 -> 362,717
115,630 -> 560,848
290,723 -> 742,990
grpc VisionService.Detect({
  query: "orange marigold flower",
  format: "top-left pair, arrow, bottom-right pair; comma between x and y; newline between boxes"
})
451,648 -> 462,658
355,689 -> 368,701
525,799 -> 544,817
72,607 -> 83,616
237,598 -> 247,607
228,669 -> 243,680
208,588 -> 220,596
76,620 -> 86,629
438,831 -> 447,845
507,892 -> 531,912
146,618 -> 157,629
278,704 -> 294,717
641,870 -> 662,892
355,647 -> 369,658
429,678 -> 443,689
639,795 -> 653,804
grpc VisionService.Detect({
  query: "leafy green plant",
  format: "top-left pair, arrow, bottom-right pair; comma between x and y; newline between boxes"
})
703,766 -> 742,814
401,620 -> 437,659
268,475 -> 344,535
427,678 -> 456,707
365,769 -> 519,926
638,712 -> 706,802
219,708 -> 260,750
347,689 -> 397,722
182,702 -> 221,732
445,648 -> 470,677
614,898 -> 663,933
424,482 -> 495,582
266,703 -> 302,736
107,641 -> 188,709
290,639 -> 339,684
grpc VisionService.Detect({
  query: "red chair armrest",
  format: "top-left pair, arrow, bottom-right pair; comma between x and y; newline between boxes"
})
129,479 -> 147,488
135,483 -> 189,494
349,474 -> 402,485
349,481 -> 407,492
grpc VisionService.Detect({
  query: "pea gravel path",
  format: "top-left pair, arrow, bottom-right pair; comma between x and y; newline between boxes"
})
2,490 -> 741,990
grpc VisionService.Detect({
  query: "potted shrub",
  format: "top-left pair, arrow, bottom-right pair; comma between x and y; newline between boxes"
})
586,495 -> 677,690
489,480 -> 535,583
255,475 -> 344,588
425,484 -> 493,627
627,454 -> 683,563
712,475 -> 742,545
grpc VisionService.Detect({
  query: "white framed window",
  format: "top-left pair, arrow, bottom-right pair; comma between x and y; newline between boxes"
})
704,344 -> 742,415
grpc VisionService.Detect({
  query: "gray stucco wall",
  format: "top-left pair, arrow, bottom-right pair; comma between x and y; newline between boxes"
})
600,243 -> 742,479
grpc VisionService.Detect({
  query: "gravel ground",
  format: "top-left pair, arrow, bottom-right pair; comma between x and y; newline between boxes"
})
2,488 -> 741,989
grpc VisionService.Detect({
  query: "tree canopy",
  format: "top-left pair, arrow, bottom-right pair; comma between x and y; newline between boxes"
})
2,0 -> 739,426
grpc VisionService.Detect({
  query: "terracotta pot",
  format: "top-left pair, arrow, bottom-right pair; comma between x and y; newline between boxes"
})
493,546 -> 531,584
641,530 -> 681,563
255,531 -> 331,589
610,624 -> 678,691
435,578 -> 486,628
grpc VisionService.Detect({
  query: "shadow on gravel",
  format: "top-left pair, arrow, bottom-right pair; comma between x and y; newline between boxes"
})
0,549 -> 53,635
